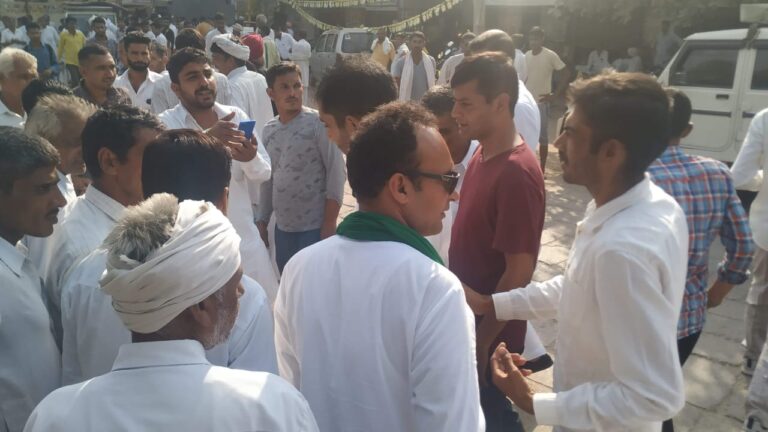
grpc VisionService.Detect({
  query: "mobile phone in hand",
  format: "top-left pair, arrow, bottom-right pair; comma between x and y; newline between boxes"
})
238,120 -> 256,140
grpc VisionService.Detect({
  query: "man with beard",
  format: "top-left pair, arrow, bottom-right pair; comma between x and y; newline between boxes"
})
114,32 -> 162,109
158,48 -> 278,303
27,193 -> 318,432
86,16 -> 118,63
73,44 -> 131,107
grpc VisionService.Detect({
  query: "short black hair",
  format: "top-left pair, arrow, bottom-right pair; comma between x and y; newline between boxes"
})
347,101 -> 436,201
570,72 -> 671,185
26,22 -> 40,31
175,28 -> 204,50
214,12 -> 225,21
266,62 -> 302,88
451,52 -> 519,116
21,79 -> 73,113
78,44 -> 111,64
529,26 -> 545,38
316,56 -> 397,126
122,31 -> 151,50
421,85 -> 455,117
167,47 -> 208,84
142,129 -> 231,202
0,127 -> 59,192
468,29 -> 516,60
666,87 -> 692,140
411,31 -> 426,41
91,16 -> 106,26
82,106 -> 164,180
210,35 -> 246,67
65,16 -> 77,24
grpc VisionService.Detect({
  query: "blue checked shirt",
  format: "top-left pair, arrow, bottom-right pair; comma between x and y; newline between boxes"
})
649,146 -> 754,338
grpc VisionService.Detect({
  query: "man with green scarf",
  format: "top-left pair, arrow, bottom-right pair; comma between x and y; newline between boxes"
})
274,101 -> 484,431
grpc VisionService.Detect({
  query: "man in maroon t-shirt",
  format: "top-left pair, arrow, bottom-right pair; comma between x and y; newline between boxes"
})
449,52 -> 545,432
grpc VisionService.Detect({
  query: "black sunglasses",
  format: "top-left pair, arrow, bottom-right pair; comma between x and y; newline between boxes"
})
405,170 -> 461,194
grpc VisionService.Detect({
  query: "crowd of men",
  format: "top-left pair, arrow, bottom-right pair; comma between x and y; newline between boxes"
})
1,9 -> 768,432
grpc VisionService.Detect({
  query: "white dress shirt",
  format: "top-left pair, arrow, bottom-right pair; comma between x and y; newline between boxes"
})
516,79 -> 541,152
158,103 -> 279,301
23,170 -> 77,270
437,52 -> 464,85
731,108 -> 768,250
149,69 -> 232,114
60,248 -> 277,385
0,239 -> 60,432
227,66 -> 274,138
492,178 -> 688,431
515,48 -> 528,82
274,32 -> 295,60
42,185 -> 124,345
25,340 -> 318,432
41,25 -> 60,51
1,27 -> 28,49
275,236 -> 485,432
0,95 -> 25,128
289,39 -> 311,89
113,69 -> 163,110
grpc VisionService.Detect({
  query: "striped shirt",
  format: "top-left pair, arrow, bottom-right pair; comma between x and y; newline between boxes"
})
648,146 -> 754,338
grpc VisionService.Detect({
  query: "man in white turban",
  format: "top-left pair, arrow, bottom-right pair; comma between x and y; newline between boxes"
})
25,194 -> 319,432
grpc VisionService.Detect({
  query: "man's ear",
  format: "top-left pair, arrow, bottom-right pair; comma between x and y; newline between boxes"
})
681,123 -> 693,139
215,187 -> 229,215
344,115 -> 361,136
186,296 -> 218,330
97,147 -> 121,176
170,81 -> 181,98
266,87 -> 275,102
388,173 -> 410,205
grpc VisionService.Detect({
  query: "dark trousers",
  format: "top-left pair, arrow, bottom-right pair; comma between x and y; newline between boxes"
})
481,385 -> 525,432
662,331 -> 702,432
66,64 -> 81,88
274,226 -> 321,274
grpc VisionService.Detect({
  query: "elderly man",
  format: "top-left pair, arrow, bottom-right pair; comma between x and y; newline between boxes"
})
149,40 -> 169,74
158,47 -> 278,301
275,101 -> 484,431
0,127 -> 64,432
210,34 -> 273,135
60,130 -> 278,384
26,193 -> 318,432
73,45 -> 132,107
0,47 -> 37,128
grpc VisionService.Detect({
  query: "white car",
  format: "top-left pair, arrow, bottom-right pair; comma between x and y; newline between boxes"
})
658,27 -> 768,163
309,28 -> 375,87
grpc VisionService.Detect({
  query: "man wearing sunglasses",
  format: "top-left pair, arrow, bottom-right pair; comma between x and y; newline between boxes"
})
449,52 -> 546,432
274,101 -> 484,432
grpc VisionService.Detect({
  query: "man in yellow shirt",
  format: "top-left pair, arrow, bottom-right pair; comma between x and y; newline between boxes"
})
57,17 -> 86,87
370,28 -> 394,70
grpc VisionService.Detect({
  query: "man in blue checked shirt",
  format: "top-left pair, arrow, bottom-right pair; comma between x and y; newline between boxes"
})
648,88 -> 754,432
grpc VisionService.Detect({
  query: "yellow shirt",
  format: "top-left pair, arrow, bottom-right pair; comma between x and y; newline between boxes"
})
58,30 -> 86,66
371,41 -> 395,69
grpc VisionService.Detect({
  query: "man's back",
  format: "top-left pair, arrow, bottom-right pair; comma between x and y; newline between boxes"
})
274,236 -> 484,432
26,340 -> 317,432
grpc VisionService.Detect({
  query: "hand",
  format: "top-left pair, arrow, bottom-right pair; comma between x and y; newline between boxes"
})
491,343 -> 535,414
205,111 -> 246,147
226,136 -> 258,162
707,280 -> 734,309
257,221 -> 269,248
463,284 -> 493,316
538,93 -> 555,103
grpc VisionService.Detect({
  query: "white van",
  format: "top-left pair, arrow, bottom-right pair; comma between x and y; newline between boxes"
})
309,28 -> 375,87
658,27 -> 768,163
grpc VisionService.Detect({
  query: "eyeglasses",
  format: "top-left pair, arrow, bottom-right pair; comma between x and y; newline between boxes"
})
405,170 -> 460,194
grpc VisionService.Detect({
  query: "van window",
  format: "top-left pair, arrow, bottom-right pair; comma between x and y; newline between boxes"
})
670,47 -> 739,89
324,34 -> 338,52
752,49 -> 768,90
341,32 -> 375,54
316,35 -> 328,53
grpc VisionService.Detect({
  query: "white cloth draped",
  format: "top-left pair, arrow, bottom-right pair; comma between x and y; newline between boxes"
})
398,53 -> 435,101
100,196 -> 241,334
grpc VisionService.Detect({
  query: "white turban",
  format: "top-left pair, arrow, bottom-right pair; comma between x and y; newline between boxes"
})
212,34 -> 251,61
100,194 -> 242,334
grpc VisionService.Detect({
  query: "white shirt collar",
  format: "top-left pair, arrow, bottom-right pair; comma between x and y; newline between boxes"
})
580,176 -> 654,234
84,185 -> 126,222
0,237 -> 26,277
168,102 -> 234,130
111,340 -> 210,372
456,140 -> 480,172
0,95 -> 26,125
227,65 -> 248,80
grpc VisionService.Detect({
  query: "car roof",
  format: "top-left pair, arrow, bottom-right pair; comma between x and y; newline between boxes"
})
322,28 -> 372,35
685,28 -> 768,41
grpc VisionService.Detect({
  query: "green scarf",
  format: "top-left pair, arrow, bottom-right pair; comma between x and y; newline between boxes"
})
336,211 -> 444,265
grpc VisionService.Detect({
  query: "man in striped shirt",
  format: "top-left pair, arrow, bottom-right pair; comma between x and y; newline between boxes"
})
647,88 -> 754,432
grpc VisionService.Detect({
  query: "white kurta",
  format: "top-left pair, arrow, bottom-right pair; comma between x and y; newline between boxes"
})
492,178 -> 688,431
437,52 -> 463,86
42,185 -> 124,345
0,239 -> 61,432
113,70 -> 163,110
41,25 -> 60,51
274,33 -> 295,60
289,39 -> 311,89
158,103 -> 279,301
226,66 -> 274,138
25,340 -> 319,432
516,79 -> 541,153
275,236 -> 485,432
60,248 -> 277,385
150,69 -> 232,114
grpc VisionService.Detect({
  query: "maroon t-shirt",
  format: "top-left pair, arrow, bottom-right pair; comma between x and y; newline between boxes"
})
449,143 -> 545,355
